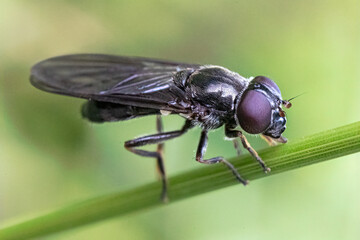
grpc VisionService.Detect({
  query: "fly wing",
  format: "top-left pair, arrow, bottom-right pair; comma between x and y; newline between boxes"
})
30,54 -> 201,112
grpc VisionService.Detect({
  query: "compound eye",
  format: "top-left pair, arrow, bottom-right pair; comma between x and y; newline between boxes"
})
252,76 -> 281,95
237,90 -> 272,134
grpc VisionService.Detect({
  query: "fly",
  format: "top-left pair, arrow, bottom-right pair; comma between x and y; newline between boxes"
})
30,54 -> 292,202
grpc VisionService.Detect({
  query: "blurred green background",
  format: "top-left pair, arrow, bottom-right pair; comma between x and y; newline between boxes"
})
1,0 -> 360,239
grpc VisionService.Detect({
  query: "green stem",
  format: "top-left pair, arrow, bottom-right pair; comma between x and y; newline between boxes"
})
1,122 -> 359,239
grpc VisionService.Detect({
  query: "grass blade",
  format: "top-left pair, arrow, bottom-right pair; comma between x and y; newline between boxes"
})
0,121 -> 359,239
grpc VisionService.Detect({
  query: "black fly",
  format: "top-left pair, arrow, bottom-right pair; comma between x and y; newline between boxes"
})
30,54 -> 292,202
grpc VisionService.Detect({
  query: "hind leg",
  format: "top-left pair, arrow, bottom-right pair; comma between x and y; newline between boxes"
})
155,115 -> 167,202
125,120 -> 193,202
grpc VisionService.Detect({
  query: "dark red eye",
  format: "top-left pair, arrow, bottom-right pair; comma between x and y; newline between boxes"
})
252,76 -> 281,95
237,90 -> 272,134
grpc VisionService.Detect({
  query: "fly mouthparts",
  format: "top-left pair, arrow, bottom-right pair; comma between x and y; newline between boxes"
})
275,135 -> 287,143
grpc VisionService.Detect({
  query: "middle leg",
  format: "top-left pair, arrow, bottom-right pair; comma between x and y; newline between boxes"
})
196,130 -> 248,185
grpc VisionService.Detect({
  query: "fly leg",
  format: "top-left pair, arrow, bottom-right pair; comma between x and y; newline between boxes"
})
232,139 -> 242,156
196,130 -> 248,185
225,126 -> 271,173
260,134 -> 277,146
155,115 -> 166,202
124,119 -> 193,202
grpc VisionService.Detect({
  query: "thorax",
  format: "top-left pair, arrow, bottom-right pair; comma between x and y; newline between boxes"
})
182,66 -> 249,129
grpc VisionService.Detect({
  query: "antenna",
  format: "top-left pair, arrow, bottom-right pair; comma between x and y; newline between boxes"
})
282,92 -> 306,108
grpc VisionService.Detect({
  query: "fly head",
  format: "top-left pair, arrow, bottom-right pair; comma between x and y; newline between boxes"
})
235,76 -> 291,141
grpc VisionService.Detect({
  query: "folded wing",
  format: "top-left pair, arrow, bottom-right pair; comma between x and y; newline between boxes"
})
31,54 -> 201,112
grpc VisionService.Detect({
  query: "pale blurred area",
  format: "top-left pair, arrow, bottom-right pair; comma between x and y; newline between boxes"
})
1,1 -> 360,239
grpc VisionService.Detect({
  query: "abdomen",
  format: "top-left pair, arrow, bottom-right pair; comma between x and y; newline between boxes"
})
81,100 -> 160,123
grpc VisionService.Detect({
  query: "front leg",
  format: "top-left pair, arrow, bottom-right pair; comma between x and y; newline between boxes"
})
196,130 -> 248,185
232,139 -> 242,156
225,126 -> 271,173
